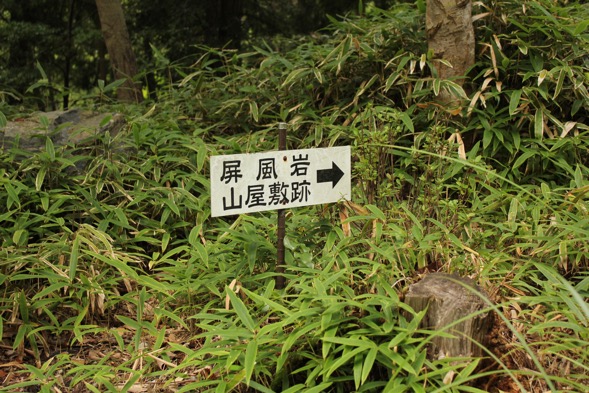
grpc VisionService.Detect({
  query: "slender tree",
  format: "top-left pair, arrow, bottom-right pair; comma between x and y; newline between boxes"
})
203,0 -> 244,49
95,0 -> 142,103
426,0 -> 474,103
63,0 -> 76,109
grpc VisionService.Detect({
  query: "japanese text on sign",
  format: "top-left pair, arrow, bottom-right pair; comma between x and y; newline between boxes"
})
210,146 -> 350,217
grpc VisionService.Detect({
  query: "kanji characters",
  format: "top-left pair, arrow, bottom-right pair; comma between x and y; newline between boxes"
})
220,160 -> 243,184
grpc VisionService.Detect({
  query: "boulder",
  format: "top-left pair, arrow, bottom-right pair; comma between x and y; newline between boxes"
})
1,108 -> 125,151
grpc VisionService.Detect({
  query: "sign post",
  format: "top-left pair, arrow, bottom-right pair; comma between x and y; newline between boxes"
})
276,123 -> 287,289
210,125 -> 351,288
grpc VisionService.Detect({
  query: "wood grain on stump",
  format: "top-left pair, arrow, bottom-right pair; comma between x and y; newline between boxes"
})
405,273 -> 492,359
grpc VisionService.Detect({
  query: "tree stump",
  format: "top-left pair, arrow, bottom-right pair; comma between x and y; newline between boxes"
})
404,273 -> 492,359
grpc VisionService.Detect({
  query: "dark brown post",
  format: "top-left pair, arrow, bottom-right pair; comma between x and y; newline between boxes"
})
276,122 -> 287,289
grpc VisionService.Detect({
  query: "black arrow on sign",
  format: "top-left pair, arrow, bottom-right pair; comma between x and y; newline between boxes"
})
317,162 -> 344,188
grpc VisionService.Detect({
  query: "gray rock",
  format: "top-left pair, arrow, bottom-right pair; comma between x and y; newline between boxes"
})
1,108 -> 125,151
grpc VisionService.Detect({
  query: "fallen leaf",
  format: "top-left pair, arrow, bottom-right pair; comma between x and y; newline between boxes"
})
339,206 -> 350,237
117,384 -> 148,393
443,370 -> 455,384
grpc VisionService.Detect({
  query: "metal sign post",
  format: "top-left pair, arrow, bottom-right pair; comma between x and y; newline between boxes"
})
276,122 -> 287,289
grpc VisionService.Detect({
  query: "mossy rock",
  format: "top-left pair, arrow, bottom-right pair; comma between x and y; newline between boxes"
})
1,108 -> 125,151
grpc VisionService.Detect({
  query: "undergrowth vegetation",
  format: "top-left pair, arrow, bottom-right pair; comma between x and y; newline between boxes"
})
1,1 -> 588,392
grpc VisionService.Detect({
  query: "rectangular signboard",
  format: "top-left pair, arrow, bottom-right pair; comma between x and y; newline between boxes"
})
210,146 -> 351,217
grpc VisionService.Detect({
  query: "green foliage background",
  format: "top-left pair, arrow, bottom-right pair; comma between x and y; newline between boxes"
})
0,0 -> 588,392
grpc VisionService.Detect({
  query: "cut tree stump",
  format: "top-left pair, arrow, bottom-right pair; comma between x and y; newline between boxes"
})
404,273 -> 492,359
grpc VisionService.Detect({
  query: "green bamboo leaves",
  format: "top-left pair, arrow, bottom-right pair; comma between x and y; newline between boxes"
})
226,287 -> 257,333
1,0 -> 589,391
225,287 -> 258,385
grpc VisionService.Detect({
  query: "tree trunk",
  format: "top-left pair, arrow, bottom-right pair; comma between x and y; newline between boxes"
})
203,0 -> 244,50
63,0 -> 76,109
426,0 -> 475,103
95,0 -> 142,103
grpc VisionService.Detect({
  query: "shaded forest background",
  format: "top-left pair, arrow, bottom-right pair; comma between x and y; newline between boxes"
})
0,0 -> 397,110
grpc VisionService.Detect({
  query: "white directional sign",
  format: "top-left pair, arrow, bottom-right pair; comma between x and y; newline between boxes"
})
210,146 -> 351,217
